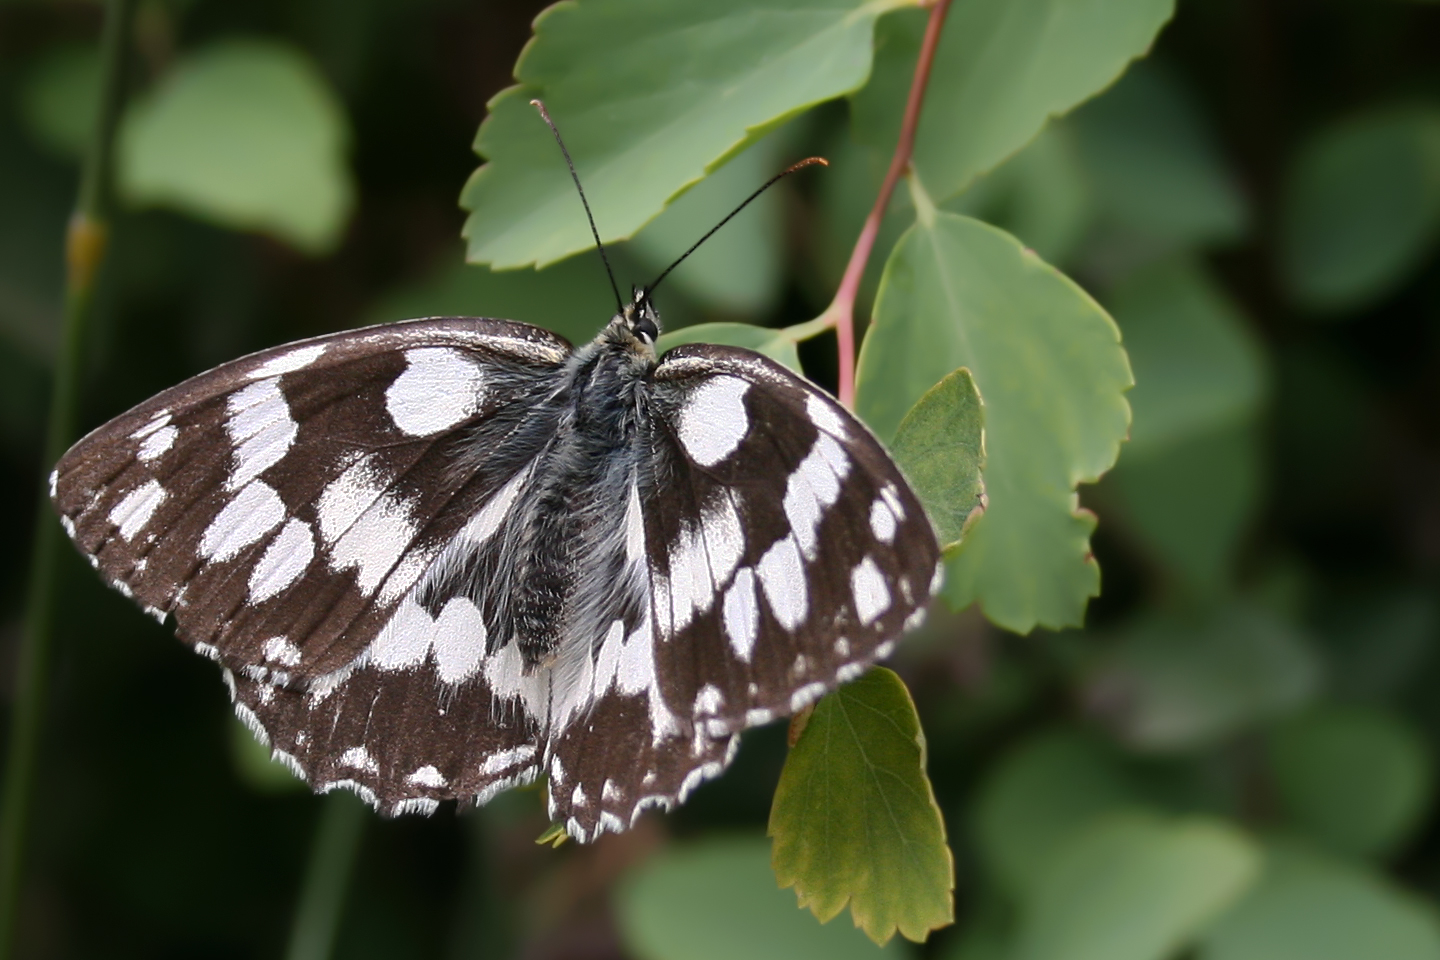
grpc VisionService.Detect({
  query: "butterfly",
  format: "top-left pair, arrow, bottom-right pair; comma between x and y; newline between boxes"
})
48,108 -> 942,842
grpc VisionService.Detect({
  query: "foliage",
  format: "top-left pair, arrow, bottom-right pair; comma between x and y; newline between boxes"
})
4,0 -> 1440,957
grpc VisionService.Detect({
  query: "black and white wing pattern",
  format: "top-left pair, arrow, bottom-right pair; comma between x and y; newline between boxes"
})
53,317 -> 575,809
544,345 -> 941,840
54,322 -> 940,840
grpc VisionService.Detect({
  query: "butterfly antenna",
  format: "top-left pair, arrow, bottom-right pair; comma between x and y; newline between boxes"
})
645,156 -> 828,297
531,99 -> 624,315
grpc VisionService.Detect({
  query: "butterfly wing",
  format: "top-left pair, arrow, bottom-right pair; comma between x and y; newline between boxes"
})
545,344 -> 941,840
53,317 -> 572,680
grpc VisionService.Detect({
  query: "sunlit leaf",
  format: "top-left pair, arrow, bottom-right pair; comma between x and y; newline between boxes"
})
618,837 -> 899,960
1084,603 -> 1321,751
658,322 -> 802,372
118,40 -> 355,253
1017,813 -> 1259,960
855,205 -> 1132,633
461,0 -> 916,269
1280,106 -> 1440,313
1200,844 -> 1440,960
1268,706 -> 1435,860
973,730 -> 1148,898
851,0 -> 1175,202
889,367 -> 985,551
769,668 -> 953,944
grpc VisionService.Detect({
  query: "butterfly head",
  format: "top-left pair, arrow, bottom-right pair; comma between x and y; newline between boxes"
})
611,287 -> 662,356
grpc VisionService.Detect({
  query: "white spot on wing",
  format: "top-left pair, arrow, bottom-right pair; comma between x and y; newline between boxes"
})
480,745 -> 536,776
386,347 -> 485,436
340,746 -> 378,774
393,798 -> 439,816
407,765 -> 447,788
317,456 -> 385,545
783,434 -> 849,558
602,779 -> 621,803
251,343 -> 326,379
137,420 -> 178,462
432,597 -> 487,685
870,497 -> 897,543
263,637 -> 302,667
110,479 -> 168,540
331,491 -> 417,594
757,536 -> 807,631
201,481 -> 284,561
851,557 -> 891,626
624,482 -> 646,565
677,375 -> 750,466
571,784 -> 587,806
722,568 -> 760,662
225,378 -> 297,491
693,683 -> 724,717
249,518 -> 315,601
805,393 -> 848,438
369,596 -> 435,671
701,493 -> 745,587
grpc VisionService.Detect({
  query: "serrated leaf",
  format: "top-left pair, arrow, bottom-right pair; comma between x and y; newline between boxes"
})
855,208 -> 1132,634
769,668 -> 953,945
1200,843 -> 1440,960
461,0 -> 914,269
1017,813 -> 1260,960
851,0 -> 1175,203
1280,106 -> 1440,313
118,40 -> 354,253
889,367 -> 985,551
658,322 -> 802,372
1268,706 -> 1435,860
618,838 -> 899,960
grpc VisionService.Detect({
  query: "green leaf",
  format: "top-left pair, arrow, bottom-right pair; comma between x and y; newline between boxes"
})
1098,258 -> 1268,590
1103,421 -> 1263,593
1069,64 -> 1247,249
368,247 -> 623,347
118,40 -> 355,253
617,837 -> 900,960
1279,106 -> 1440,313
851,0 -> 1175,202
769,668 -> 953,944
629,129 -> 786,316
1268,706 -> 1435,859
973,730 -> 1148,899
1106,258 -> 1266,454
1200,844 -> 1440,960
855,208 -> 1132,633
461,0 -> 915,269
658,322 -> 802,373
18,43 -> 101,160
1016,813 -> 1260,960
889,367 -> 986,551
1084,603 -> 1321,751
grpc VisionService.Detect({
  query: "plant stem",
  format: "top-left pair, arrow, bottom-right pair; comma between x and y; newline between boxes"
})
814,0 -> 952,406
0,0 -> 136,953
285,792 -> 367,960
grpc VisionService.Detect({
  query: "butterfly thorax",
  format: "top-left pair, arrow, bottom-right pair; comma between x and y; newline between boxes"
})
505,323 -> 656,672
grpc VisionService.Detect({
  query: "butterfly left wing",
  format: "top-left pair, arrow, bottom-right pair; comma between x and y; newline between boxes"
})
545,344 -> 941,840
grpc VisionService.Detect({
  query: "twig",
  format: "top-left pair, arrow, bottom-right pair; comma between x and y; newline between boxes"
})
811,0 -> 952,406
0,0 -> 137,952
284,792 -> 367,960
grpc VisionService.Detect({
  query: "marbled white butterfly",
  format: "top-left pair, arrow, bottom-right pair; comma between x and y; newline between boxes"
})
49,108 -> 942,842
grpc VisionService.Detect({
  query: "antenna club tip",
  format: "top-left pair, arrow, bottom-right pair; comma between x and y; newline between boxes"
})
530,98 -> 550,116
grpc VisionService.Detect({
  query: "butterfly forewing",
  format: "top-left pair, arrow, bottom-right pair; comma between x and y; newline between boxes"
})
53,317 -> 573,681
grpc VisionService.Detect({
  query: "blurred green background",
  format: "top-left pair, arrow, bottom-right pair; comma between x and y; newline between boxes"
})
3,0 -> 1440,957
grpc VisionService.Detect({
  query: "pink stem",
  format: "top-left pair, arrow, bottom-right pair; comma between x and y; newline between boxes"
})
828,0 -> 952,406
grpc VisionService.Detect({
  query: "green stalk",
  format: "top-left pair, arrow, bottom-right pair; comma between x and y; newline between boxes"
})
0,0 -> 138,953
284,792 -> 367,960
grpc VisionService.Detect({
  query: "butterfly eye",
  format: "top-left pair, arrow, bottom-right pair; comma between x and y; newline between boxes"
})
634,314 -> 658,343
